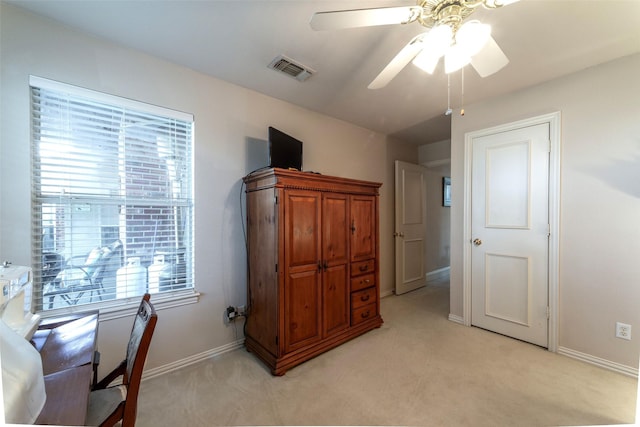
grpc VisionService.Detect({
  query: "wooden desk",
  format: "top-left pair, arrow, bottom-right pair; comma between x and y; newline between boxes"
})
33,312 -> 98,426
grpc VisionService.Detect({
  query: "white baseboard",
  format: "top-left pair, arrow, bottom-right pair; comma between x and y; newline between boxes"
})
141,339 -> 244,382
380,289 -> 395,298
558,346 -> 638,378
448,313 -> 464,325
426,266 -> 450,283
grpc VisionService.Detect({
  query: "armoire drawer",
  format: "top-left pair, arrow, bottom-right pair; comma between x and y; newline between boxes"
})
351,303 -> 377,326
351,259 -> 374,277
350,273 -> 375,292
351,287 -> 377,310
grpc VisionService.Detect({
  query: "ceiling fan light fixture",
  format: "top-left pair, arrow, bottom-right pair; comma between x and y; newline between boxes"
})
412,20 -> 494,76
412,49 -> 441,74
469,35 -> 509,77
444,44 -> 471,74
427,24 -> 453,49
412,25 -> 452,73
456,20 -> 491,57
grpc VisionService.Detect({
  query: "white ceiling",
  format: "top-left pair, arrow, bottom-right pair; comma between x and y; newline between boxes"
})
9,0 -> 640,145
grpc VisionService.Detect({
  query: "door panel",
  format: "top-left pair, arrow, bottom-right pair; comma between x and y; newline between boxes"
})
323,194 -> 349,266
484,253 -> 530,326
401,238 -> 425,284
285,269 -> 322,352
394,161 -> 427,295
350,196 -> 376,262
322,194 -> 350,336
471,123 -> 549,347
285,191 -> 320,269
323,264 -> 349,336
486,141 -> 531,228
284,190 -> 322,352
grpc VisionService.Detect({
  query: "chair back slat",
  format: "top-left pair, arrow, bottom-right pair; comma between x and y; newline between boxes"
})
125,296 -> 156,381
121,294 -> 157,426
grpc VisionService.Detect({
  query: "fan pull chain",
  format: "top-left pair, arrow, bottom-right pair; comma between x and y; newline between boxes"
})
460,67 -> 465,116
445,74 -> 452,116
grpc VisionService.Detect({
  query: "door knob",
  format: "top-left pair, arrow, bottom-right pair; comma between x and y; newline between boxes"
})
473,238 -> 482,246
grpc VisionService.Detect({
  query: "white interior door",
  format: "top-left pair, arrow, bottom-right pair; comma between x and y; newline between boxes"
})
471,123 -> 550,347
395,160 -> 427,295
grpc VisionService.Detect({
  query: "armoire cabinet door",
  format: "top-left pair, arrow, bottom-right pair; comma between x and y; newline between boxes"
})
284,190 -> 322,352
322,194 -> 349,265
323,264 -> 349,335
350,195 -> 376,262
322,193 -> 350,336
285,190 -> 321,269
285,269 -> 321,352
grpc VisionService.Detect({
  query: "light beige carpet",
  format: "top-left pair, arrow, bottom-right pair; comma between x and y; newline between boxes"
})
136,281 -> 637,426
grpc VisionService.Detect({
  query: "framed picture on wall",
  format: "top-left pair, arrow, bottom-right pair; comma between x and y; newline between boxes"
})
443,177 -> 451,207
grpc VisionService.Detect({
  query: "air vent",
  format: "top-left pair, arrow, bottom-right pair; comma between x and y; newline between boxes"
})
268,55 -> 315,82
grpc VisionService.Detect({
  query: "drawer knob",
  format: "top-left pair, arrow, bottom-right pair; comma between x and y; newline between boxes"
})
361,294 -> 370,302
359,265 -> 369,272
363,279 -> 370,284
361,310 -> 370,319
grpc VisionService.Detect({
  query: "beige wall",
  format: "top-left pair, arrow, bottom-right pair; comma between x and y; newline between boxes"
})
419,140 -> 452,274
0,4 -> 417,374
419,139 -> 451,164
424,168 -> 451,273
450,54 -> 640,368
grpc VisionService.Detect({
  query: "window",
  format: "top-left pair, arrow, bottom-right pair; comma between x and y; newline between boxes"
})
30,76 -> 194,312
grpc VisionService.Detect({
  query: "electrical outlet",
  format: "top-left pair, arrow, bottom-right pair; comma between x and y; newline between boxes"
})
225,305 -> 247,323
225,306 -> 236,323
616,322 -> 631,340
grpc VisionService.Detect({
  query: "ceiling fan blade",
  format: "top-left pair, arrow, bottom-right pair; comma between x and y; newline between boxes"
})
310,6 -> 422,31
470,36 -> 509,77
368,34 -> 425,90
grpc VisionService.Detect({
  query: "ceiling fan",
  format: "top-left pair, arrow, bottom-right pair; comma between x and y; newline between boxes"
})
310,0 -> 519,89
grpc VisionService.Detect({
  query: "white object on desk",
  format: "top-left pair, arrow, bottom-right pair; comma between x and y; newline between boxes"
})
0,264 -> 41,340
1,319 -> 47,424
0,264 -> 46,424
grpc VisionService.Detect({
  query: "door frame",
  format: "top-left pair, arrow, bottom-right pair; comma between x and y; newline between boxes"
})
462,112 -> 561,352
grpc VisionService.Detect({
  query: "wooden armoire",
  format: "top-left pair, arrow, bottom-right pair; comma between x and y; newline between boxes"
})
243,168 -> 383,375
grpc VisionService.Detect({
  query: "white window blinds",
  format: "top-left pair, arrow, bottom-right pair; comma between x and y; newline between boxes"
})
30,76 -> 194,312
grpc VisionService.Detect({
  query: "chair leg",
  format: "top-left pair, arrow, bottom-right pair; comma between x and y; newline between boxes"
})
64,291 -> 85,305
89,288 -> 103,303
92,350 -> 101,390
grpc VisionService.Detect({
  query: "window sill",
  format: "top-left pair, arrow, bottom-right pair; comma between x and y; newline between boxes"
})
39,289 -> 201,322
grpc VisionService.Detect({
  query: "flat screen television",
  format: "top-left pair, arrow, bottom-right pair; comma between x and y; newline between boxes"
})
268,126 -> 303,171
